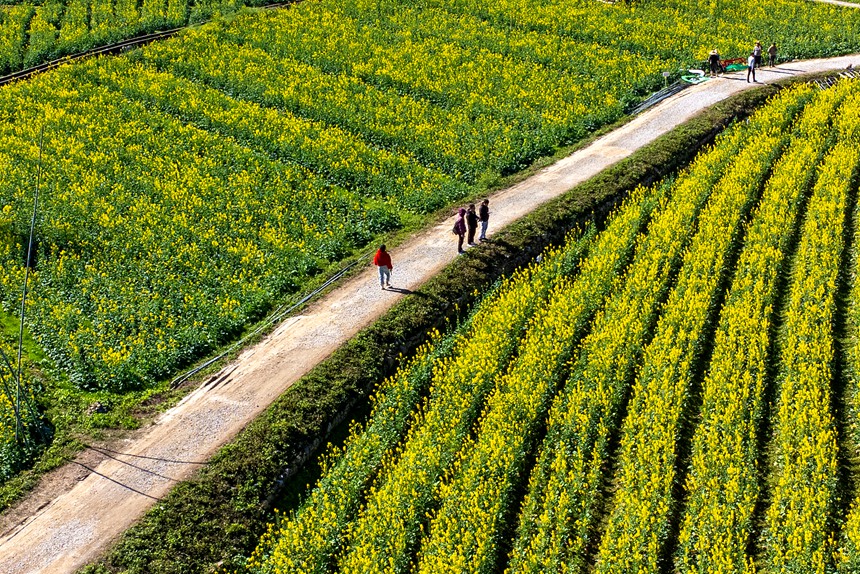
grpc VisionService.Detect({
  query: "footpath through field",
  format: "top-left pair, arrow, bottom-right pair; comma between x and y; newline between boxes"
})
0,54 -> 858,574
816,0 -> 860,8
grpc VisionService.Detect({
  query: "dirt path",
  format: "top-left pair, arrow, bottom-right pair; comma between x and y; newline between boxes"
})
816,0 -> 859,8
0,54 -> 857,574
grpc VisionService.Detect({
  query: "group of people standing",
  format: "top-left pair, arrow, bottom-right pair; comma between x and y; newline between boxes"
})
371,198 -> 492,290
707,41 -> 778,82
372,40 -> 782,293
747,41 -> 778,82
453,199 -> 490,253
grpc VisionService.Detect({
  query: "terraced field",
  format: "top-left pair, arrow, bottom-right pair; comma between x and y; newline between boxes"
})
0,0 -> 857,396
0,0 -> 266,73
241,79 -> 860,574
1,0 -> 860,75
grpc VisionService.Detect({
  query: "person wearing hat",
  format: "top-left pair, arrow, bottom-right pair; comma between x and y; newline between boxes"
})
708,49 -> 721,77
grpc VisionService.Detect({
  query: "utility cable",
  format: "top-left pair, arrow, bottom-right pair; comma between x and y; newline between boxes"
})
14,125 -> 44,444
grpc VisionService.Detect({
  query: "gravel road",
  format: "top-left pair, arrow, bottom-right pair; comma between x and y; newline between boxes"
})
0,54 -> 857,574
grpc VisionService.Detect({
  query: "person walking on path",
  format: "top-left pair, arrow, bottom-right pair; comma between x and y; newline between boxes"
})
453,208 -> 467,253
466,204 -> 479,245
708,49 -> 721,77
768,43 -> 777,67
373,244 -> 392,289
747,52 -> 757,83
478,199 -> 490,241
753,41 -> 763,68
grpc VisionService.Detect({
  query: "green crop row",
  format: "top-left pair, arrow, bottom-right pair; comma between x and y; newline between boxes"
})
4,0 -> 860,80
0,0 -> 265,74
420,0 -> 860,63
0,71 -> 398,391
676,81 -> 850,574
408,186 -> 658,574
762,118 -> 860,572
592,97 -> 793,574
78,57 -> 467,212
837,89 -> 860,573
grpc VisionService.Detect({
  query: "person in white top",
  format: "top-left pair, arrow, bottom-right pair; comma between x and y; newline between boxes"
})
747,53 -> 757,83
753,41 -> 763,68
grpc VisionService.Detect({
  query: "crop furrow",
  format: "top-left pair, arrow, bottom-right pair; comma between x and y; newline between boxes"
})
675,81 -> 850,574
78,57 -> 467,213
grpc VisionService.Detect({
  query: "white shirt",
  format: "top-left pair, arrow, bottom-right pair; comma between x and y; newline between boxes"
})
748,55 -> 756,69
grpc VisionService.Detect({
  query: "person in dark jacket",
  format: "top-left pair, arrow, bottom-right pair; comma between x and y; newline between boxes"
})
466,204 -> 479,245
478,199 -> 490,241
373,244 -> 392,289
768,43 -> 777,67
453,208 -> 467,253
708,49 -> 721,77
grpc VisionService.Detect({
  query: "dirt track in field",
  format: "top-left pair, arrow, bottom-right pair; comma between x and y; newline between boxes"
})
816,0 -> 860,8
0,55 -> 858,574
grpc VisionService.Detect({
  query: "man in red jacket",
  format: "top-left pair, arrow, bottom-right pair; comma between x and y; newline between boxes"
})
373,244 -> 393,289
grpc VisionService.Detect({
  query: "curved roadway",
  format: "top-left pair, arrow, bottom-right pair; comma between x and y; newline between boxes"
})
0,54 -> 858,574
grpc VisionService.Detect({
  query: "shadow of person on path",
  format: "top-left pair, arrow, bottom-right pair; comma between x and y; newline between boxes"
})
384,287 -> 418,295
